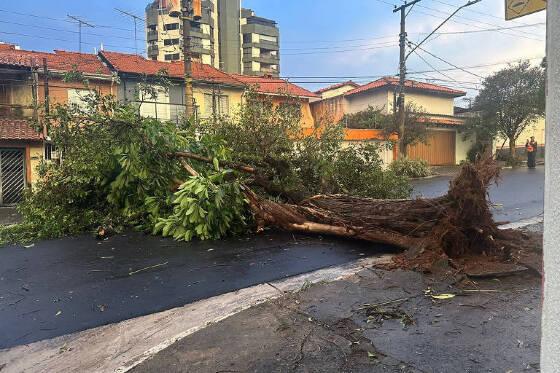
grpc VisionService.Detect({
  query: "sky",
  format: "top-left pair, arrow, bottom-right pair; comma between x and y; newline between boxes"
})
0,0 -> 547,100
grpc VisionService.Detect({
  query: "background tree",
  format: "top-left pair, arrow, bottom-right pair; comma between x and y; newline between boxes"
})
471,61 -> 545,161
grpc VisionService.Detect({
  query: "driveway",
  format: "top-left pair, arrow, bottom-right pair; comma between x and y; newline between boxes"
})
412,165 -> 544,223
0,230 -> 394,349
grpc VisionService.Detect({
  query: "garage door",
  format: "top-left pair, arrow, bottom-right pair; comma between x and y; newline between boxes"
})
0,149 -> 26,205
408,130 -> 456,166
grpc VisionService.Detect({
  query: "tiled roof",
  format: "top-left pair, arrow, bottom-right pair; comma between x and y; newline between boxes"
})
99,50 -> 243,87
0,44 -> 112,76
345,77 -> 466,97
0,119 -> 42,141
315,81 -> 360,94
231,74 -> 319,98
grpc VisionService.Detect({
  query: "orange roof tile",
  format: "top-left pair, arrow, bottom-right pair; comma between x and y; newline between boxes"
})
0,119 -> 42,141
345,77 -> 465,97
99,50 -> 243,87
0,44 -> 112,76
231,74 -> 319,99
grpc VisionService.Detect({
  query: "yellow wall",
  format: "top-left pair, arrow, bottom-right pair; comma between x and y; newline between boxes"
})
496,116 -> 546,148
320,84 -> 357,100
392,91 -> 455,116
29,144 -> 43,185
346,90 -> 391,114
193,86 -> 244,118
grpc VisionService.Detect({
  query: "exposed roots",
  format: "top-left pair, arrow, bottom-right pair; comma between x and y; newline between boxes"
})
246,158 -> 532,273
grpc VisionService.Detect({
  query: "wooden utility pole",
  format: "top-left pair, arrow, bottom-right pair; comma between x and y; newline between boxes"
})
182,0 -> 195,118
30,59 -> 39,121
42,58 -> 50,143
393,0 -> 421,158
393,0 -> 477,158
42,58 -> 49,117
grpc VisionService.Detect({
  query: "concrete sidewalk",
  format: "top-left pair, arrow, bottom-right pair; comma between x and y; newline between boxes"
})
132,268 -> 541,373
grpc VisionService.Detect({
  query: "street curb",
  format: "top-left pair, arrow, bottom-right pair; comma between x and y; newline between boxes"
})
498,216 -> 544,230
0,255 -> 393,373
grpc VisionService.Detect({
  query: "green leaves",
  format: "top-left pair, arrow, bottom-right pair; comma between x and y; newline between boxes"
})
152,173 -> 248,242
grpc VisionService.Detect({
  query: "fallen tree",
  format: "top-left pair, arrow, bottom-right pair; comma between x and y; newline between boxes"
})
177,151 -> 524,266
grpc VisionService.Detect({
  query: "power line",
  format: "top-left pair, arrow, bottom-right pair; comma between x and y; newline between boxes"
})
408,40 -> 483,78
115,8 -> 144,55
0,31 -> 146,53
0,8 -> 135,33
67,15 -> 95,54
410,49 -> 458,82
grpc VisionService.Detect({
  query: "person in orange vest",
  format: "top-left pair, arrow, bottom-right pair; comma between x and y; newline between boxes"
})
525,136 -> 538,169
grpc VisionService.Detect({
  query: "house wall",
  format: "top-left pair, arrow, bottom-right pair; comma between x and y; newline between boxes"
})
38,76 -> 114,105
319,84 -> 357,100
392,90 -> 455,116
495,116 -> 546,149
456,130 -> 475,164
310,96 -> 347,125
346,90 -> 391,114
194,85 -> 244,119
0,140 -> 43,186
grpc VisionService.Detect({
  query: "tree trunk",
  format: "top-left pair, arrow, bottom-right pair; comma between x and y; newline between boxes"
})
247,158 -> 516,260
509,138 -> 516,161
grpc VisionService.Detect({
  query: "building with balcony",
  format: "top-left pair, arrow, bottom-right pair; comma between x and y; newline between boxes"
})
241,8 -> 280,77
145,0 -> 280,76
146,0 -> 219,66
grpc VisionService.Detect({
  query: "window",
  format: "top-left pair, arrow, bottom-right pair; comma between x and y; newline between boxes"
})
138,86 -> 170,121
164,38 -> 180,46
44,143 -> 56,161
164,23 -> 179,31
68,89 -> 95,110
243,34 -> 252,44
165,53 -> 180,61
203,93 -> 230,117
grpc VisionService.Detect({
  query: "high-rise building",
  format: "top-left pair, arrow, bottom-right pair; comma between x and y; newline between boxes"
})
240,9 -> 280,77
145,0 -> 280,76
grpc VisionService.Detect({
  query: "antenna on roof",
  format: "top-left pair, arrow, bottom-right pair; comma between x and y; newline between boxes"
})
115,8 -> 144,56
67,15 -> 95,53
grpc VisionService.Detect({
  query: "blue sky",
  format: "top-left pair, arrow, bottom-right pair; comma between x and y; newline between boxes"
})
0,0 -> 546,98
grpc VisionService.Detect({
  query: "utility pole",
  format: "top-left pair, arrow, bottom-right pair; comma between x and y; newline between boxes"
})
115,8 -> 143,55
181,0 -> 202,119
67,15 -> 95,54
393,0 -> 421,158
42,58 -> 49,117
182,0 -> 195,118
392,0 -> 479,158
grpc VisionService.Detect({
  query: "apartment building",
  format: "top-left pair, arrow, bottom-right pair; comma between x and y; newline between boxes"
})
145,0 -> 280,76
240,8 -> 280,77
146,0 -> 219,66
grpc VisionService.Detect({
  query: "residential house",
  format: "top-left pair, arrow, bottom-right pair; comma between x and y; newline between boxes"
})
231,74 -> 319,128
0,44 -> 114,205
98,50 -> 245,122
311,77 -> 469,166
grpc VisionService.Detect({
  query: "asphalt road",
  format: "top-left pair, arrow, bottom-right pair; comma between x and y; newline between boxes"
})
0,166 -> 544,350
412,165 -> 544,223
0,230 -> 392,349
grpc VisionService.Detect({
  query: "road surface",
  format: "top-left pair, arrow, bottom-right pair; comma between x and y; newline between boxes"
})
412,166 -> 544,223
0,230 -> 392,349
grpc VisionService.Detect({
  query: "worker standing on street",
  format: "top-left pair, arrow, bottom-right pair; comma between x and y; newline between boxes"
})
526,136 -> 538,169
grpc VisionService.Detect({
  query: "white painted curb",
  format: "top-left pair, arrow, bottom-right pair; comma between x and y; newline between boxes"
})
0,255 -> 393,373
499,216 -> 543,230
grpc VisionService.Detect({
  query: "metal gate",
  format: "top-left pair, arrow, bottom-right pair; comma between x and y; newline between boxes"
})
0,149 -> 26,205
